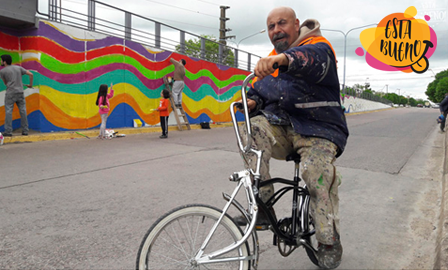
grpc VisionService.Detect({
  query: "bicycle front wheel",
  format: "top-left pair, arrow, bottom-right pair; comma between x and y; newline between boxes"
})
136,204 -> 250,270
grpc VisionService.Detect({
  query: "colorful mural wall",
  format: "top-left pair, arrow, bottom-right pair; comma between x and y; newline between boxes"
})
0,19 -> 391,133
0,20 -> 250,133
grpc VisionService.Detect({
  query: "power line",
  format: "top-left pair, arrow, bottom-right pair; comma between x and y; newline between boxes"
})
346,76 -> 434,81
345,72 -> 436,78
151,17 -> 217,30
196,0 -> 221,6
63,0 -> 218,30
141,0 -> 219,18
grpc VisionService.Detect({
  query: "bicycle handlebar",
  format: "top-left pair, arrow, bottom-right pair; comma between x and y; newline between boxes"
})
230,73 -> 256,153
230,63 -> 280,153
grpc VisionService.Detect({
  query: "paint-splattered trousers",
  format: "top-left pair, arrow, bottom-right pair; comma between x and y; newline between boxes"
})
240,115 -> 340,245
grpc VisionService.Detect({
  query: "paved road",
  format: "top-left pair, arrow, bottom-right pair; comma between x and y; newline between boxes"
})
0,107 -> 443,269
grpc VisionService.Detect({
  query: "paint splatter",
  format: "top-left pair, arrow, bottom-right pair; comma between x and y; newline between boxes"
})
318,174 -> 324,186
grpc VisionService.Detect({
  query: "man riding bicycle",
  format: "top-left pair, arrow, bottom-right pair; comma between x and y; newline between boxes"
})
236,6 -> 349,269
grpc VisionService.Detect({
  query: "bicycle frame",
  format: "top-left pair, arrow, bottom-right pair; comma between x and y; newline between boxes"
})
193,72 -> 316,267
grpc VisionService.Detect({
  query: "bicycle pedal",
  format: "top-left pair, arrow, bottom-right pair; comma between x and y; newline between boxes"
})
255,224 -> 270,231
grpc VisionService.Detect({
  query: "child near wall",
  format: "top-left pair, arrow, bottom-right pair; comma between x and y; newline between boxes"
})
154,89 -> 170,139
95,83 -> 114,139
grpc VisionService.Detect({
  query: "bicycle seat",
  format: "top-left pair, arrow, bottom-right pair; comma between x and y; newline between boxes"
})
285,152 -> 301,163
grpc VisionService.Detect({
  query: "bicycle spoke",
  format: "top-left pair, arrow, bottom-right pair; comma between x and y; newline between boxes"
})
146,250 -> 189,268
171,218 -> 193,259
136,205 -> 249,269
153,226 -> 190,260
183,215 -> 197,256
191,214 -> 205,256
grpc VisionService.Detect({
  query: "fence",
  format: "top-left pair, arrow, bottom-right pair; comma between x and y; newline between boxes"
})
38,0 -> 261,71
341,87 -> 393,105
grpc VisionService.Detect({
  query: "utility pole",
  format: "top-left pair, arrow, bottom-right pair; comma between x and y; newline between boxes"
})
219,6 -> 234,45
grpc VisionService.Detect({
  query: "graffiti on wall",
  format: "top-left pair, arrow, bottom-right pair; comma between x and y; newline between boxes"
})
0,20 -> 250,132
341,94 -> 390,113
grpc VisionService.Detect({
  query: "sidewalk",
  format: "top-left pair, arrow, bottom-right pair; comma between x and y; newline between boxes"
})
0,123 -> 234,144
435,128 -> 448,269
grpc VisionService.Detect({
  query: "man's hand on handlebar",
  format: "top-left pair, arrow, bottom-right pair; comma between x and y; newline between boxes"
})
236,99 -> 256,113
254,53 -> 288,80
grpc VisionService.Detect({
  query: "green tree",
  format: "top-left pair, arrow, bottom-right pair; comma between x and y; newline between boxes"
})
383,93 -> 400,104
435,77 -> 448,102
412,98 -> 426,107
363,89 -> 373,95
425,69 -> 448,102
175,35 -> 235,66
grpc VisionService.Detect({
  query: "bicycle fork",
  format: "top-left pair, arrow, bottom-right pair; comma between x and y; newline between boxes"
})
195,170 -> 258,264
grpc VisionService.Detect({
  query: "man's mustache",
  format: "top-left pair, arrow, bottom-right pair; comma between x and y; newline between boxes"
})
273,33 -> 288,42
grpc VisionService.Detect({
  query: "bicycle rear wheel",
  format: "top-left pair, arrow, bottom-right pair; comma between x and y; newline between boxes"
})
136,204 -> 250,269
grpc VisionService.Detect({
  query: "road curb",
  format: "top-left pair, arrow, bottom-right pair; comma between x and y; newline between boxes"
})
345,107 -> 395,116
0,108 -> 395,145
435,129 -> 448,270
1,122 -> 235,145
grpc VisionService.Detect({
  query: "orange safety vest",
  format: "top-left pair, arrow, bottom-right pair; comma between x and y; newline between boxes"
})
252,36 -> 337,84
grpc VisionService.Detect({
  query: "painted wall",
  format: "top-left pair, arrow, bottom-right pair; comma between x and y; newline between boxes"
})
0,20 -> 250,132
341,94 -> 391,113
0,20 -> 389,133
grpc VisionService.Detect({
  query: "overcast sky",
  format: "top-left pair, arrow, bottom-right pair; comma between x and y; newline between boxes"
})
41,0 -> 448,100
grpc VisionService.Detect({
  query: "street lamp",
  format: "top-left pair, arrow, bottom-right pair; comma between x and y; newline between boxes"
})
321,24 -> 378,90
429,68 -> 436,77
237,29 -> 266,48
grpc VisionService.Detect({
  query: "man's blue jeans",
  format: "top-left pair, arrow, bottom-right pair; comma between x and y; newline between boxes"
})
4,93 -> 28,134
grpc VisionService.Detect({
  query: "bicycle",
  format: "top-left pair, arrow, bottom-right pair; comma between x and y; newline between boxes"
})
136,71 -> 318,269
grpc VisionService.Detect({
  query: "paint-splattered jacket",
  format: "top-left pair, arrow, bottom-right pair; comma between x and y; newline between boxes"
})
248,41 -> 349,157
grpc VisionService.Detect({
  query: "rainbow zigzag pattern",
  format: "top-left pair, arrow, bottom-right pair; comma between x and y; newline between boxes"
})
0,20 -> 250,132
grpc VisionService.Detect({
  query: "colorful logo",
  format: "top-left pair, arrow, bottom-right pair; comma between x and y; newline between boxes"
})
357,6 -> 437,74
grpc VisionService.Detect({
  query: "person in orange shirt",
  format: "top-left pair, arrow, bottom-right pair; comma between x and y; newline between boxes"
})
155,89 -> 170,139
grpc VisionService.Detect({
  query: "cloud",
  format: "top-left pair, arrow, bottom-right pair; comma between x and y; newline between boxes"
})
50,0 -> 447,99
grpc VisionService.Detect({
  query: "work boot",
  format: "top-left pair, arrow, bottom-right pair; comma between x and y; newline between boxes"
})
317,235 -> 343,269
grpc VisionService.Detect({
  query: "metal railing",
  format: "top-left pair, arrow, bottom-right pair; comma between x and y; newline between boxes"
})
36,0 -> 261,71
341,87 -> 393,105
